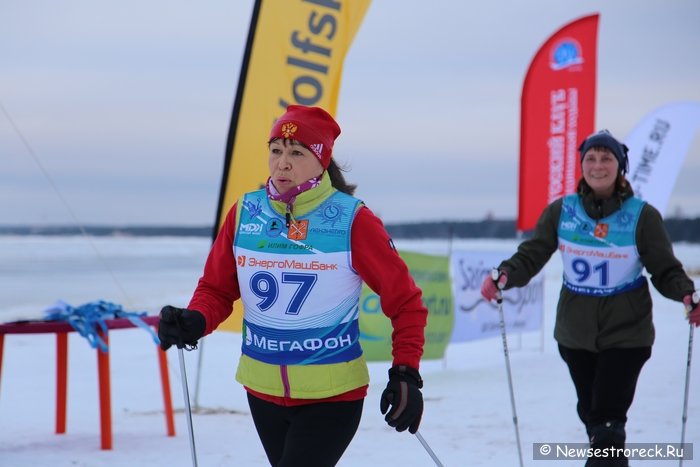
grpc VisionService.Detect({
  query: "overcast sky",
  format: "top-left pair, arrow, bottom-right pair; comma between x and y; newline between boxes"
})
2,1 -> 699,226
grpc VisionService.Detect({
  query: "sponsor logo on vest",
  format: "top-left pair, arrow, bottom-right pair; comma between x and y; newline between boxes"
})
616,210 -> 634,227
565,282 -> 622,296
240,223 -> 264,235
237,255 -> 246,267
245,327 -> 353,352
560,220 -> 577,231
562,202 -> 576,217
563,245 -> 628,259
310,227 -> 346,237
265,219 -> 284,238
244,256 -> 338,270
317,201 -> 346,227
244,199 -> 263,219
260,241 -> 313,251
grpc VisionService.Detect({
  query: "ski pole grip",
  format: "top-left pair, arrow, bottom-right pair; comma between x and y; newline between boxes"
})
685,291 -> 700,313
491,269 -> 506,289
491,268 -> 504,304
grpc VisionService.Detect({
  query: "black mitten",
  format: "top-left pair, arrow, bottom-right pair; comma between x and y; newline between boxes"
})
158,306 -> 206,351
379,365 -> 424,434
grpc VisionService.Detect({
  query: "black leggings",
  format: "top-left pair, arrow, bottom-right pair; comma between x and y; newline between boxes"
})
247,393 -> 364,467
558,344 -> 651,430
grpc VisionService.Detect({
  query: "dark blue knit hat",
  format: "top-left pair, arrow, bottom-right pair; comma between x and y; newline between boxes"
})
578,130 -> 629,174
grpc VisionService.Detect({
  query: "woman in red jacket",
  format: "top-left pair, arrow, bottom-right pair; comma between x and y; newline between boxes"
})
159,105 -> 428,466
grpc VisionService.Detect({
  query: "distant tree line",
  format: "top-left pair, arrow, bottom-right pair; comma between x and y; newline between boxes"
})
0,225 -> 214,238
0,217 -> 698,243
385,218 -> 700,243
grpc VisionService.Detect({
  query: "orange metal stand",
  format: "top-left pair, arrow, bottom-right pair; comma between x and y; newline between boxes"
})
56,332 -> 68,434
0,316 -> 175,450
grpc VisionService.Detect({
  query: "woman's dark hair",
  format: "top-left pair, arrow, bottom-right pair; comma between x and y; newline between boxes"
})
327,158 -> 357,195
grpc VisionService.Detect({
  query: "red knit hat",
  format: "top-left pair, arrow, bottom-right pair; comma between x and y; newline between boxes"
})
269,105 -> 341,169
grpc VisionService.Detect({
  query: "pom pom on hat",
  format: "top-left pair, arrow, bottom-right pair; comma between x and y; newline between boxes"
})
269,105 -> 341,169
578,129 -> 630,174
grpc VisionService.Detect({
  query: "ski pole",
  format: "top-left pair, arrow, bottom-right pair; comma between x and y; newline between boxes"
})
493,269 -> 524,467
415,431 -> 444,467
679,292 -> 697,467
178,347 -> 198,467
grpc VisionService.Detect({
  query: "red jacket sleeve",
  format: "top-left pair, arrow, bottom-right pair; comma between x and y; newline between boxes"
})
351,206 -> 427,369
188,204 -> 241,335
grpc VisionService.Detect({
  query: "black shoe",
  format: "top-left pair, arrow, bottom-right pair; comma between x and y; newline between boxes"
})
584,420 -> 628,467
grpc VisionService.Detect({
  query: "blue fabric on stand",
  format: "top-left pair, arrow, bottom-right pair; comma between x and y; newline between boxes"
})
43,300 -> 159,352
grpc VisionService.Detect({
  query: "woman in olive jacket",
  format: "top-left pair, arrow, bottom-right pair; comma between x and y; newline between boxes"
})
481,130 -> 699,466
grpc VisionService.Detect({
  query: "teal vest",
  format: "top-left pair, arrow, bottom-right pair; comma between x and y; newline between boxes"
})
234,189 -> 364,365
558,194 -> 646,296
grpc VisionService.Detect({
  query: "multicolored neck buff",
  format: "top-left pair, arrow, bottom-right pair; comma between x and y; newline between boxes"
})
266,176 -> 322,226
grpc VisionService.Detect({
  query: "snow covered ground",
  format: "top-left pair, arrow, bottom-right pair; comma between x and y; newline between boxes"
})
0,236 -> 698,466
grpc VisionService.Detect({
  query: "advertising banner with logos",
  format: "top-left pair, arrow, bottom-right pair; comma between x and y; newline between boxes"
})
359,251 -> 453,361
449,250 -> 544,342
625,101 -> 700,217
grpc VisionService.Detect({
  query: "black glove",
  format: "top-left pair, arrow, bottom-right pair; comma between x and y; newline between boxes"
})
158,306 -> 206,351
380,365 -> 424,434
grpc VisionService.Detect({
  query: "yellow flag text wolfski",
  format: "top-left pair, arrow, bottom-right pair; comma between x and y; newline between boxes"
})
218,0 -> 371,331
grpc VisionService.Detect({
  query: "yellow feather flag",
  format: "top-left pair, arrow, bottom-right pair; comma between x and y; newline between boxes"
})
217,0 -> 371,331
